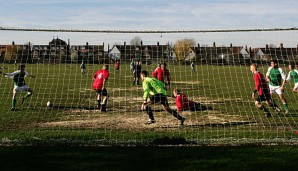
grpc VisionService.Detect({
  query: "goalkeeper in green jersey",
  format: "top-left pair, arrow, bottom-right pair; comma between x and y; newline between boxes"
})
140,70 -> 185,125
265,60 -> 288,113
286,64 -> 298,93
0,65 -> 35,111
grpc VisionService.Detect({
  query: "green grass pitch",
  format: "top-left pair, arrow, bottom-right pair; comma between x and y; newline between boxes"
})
0,63 -> 297,146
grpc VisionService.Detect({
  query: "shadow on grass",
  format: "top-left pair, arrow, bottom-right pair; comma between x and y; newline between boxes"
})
161,121 -> 255,129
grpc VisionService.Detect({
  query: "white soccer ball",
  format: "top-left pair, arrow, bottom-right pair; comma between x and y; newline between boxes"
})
46,101 -> 52,107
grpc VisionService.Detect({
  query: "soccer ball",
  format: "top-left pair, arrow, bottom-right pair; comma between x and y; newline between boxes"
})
46,101 -> 52,107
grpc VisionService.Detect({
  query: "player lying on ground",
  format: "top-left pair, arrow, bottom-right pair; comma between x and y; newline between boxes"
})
172,89 -> 208,111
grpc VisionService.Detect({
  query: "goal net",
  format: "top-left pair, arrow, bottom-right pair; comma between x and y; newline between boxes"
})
0,28 -> 297,146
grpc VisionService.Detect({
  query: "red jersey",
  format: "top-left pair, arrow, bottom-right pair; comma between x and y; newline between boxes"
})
253,71 -> 270,96
175,93 -> 195,111
93,69 -> 109,90
115,62 -> 119,70
152,67 -> 170,83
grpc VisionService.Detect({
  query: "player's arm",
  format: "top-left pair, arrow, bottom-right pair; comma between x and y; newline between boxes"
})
101,73 -> 109,90
25,71 -> 35,78
102,78 -> 106,90
152,70 -> 156,78
141,81 -> 150,110
280,68 -> 287,89
252,75 -> 260,100
280,79 -> 287,90
286,71 -> 291,81
265,67 -> 272,82
4,70 -> 19,78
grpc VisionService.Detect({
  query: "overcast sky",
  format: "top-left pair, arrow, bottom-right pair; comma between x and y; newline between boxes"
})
0,0 -> 297,48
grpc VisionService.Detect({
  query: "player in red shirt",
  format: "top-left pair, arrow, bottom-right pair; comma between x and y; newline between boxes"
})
173,89 -> 207,111
115,61 -> 120,72
250,64 -> 280,117
93,64 -> 109,112
152,63 -> 170,90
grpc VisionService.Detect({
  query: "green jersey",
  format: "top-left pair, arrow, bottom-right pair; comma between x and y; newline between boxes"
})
286,69 -> 298,83
266,67 -> 286,86
5,70 -> 29,87
142,77 -> 167,101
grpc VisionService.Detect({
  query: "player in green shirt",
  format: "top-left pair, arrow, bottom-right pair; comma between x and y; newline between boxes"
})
0,65 -> 35,111
266,60 -> 288,113
140,70 -> 185,125
286,64 -> 298,93
80,61 -> 86,76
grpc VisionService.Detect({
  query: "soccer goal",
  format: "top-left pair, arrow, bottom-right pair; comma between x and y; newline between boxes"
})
0,27 -> 297,146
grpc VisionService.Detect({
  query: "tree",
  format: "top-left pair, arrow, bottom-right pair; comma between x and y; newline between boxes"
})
130,36 -> 142,46
5,45 -> 18,62
269,44 -> 277,48
173,38 -> 196,61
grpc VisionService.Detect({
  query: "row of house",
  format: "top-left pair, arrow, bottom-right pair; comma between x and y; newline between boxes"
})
0,38 -> 297,65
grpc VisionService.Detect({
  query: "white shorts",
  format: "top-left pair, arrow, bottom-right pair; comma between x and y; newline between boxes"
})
293,82 -> 298,90
269,84 -> 283,95
14,85 -> 30,92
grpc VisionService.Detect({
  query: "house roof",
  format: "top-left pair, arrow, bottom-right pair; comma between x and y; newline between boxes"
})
49,38 -> 68,46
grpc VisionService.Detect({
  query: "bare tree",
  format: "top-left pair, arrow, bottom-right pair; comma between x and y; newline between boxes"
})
269,44 -> 277,48
173,38 -> 196,61
130,36 -> 142,46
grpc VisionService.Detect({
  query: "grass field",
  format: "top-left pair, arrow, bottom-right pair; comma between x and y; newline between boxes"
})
0,63 -> 298,146
1,146 -> 298,171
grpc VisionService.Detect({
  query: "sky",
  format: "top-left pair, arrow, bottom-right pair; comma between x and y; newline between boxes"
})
0,0 -> 297,48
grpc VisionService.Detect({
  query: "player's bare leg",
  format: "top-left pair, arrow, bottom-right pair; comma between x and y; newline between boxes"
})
100,96 -> 108,112
11,89 -> 18,111
96,94 -> 102,110
22,88 -> 33,104
278,94 -> 289,114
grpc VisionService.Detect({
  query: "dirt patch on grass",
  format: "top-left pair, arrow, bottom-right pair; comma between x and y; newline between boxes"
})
37,108 -> 252,130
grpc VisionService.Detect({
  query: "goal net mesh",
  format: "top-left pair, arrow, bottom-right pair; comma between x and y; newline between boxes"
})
0,28 -> 297,146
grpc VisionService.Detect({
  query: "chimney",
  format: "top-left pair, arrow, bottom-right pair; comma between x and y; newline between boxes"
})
213,42 -> 216,47
230,43 -> 232,48
249,47 -> 252,53
124,41 -> 126,46
12,41 -> 15,45
86,42 -> 89,46
157,41 -> 159,46
280,43 -> 283,48
266,44 -> 269,49
141,41 -> 143,46
197,43 -> 200,48
68,39 -> 70,46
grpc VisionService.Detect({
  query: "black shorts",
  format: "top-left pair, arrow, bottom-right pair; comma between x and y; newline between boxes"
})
149,94 -> 169,107
95,88 -> 108,96
256,94 -> 271,102
134,71 -> 141,77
